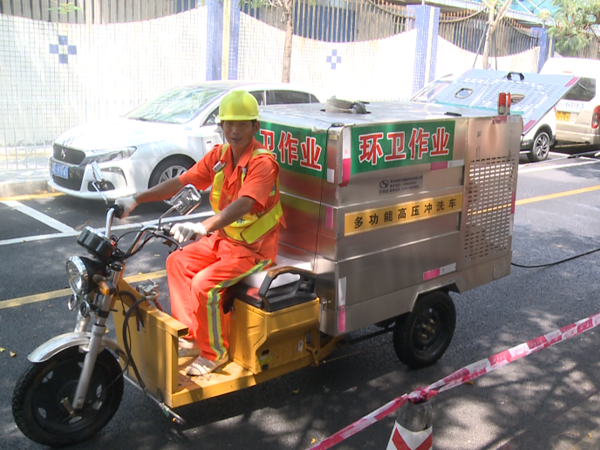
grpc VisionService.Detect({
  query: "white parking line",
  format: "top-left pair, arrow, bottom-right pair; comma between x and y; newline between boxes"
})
520,155 -> 600,174
0,210 -> 215,247
2,200 -> 76,233
0,231 -> 80,246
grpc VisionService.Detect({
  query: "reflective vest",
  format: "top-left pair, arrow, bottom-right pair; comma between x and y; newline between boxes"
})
209,144 -> 283,245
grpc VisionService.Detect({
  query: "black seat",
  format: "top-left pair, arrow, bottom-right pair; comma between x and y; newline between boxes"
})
225,267 -> 317,313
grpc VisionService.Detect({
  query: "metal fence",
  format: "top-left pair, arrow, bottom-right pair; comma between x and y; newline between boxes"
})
7,1 -> 597,174
243,0 -> 413,42
569,35 -> 600,60
0,0 -> 196,23
1,97 -> 143,174
0,0 -> 410,38
439,9 -> 539,58
2,0 -> 598,56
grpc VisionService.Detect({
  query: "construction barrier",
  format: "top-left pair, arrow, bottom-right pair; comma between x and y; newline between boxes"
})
386,400 -> 432,450
309,310 -> 600,450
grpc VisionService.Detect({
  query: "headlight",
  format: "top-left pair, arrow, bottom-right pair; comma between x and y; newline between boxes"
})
87,147 -> 136,164
66,257 -> 88,295
65,256 -> 105,295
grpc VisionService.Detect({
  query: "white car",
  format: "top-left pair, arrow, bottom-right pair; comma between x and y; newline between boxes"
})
541,57 -> 600,147
410,72 -> 559,162
49,81 -> 320,200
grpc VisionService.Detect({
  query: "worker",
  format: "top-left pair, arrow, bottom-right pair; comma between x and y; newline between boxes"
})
115,90 -> 284,376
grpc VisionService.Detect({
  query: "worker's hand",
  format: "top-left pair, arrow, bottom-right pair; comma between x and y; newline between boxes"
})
114,195 -> 137,218
170,222 -> 207,243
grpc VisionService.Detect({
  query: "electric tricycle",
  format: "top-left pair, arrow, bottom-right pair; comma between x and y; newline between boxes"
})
13,99 -> 526,447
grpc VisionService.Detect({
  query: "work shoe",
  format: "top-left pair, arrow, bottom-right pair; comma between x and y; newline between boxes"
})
178,337 -> 200,357
185,354 -> 229,377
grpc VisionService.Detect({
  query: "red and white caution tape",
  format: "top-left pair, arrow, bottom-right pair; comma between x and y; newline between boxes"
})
309,310 -> 600,450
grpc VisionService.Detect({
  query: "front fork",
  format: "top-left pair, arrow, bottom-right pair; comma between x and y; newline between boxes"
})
71,263 -> 124,411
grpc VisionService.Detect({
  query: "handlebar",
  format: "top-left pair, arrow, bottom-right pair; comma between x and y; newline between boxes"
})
101,204 -> 182,260
105,206 -> 117,238
120,223 -> 181,258
112,203 -> 125,219
257,267 -> 317,312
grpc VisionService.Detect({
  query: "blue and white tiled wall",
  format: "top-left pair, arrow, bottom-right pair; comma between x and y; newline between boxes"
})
1,5 -> 542,151
0,9 -> 207,148
436,38 -> 540,78
237,14 -> 417,102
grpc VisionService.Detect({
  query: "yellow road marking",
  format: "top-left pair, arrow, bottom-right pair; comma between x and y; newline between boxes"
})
0,270 -> 166,310
0,192 -> 63,202
516,185 -> 600,206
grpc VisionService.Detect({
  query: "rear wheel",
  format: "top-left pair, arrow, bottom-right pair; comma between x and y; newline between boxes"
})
148,156 -> 194,188
527,130 -> 551,162
393,291 -> 456,369
12,347 -> 123,448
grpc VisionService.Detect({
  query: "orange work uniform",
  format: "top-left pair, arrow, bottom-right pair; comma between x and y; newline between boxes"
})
166,138 -> 282,361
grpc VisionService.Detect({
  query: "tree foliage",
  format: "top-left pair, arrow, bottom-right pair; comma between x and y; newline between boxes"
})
481,0 -> 513,69
48,1 -> 83,15
545,0 -> 600,56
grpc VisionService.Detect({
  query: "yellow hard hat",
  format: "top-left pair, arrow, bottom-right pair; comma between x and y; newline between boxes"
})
217,90 -> 260,122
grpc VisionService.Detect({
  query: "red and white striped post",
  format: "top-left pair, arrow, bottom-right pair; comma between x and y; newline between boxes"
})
386,399 -> 433,450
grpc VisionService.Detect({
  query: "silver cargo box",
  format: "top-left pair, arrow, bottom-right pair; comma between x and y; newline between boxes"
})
257,101 -> 522,336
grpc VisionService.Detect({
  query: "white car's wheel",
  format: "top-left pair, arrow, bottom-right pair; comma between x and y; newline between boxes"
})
149,157 -> 194,188
527,130 -> 551,162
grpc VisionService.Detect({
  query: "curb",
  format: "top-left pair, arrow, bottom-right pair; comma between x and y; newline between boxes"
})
0,179 -> 52,199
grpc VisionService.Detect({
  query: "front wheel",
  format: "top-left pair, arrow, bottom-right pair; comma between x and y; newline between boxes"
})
393,291 -> 456,369
148,156 -> 194,188
12,347 -> 124,448
527,130 -> 551,162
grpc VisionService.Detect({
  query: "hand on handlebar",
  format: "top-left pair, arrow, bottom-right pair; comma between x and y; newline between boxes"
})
170,222 -> 207,244
114,196 -> 137,218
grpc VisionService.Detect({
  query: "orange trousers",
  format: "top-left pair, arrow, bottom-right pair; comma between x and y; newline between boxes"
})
166,233 -> 272,361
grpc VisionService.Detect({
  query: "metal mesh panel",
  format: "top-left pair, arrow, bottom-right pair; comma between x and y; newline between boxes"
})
463,155 -> 517,262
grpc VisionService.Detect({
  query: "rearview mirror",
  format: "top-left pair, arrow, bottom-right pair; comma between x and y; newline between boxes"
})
158,185 -> 202,229
90,162 -> 108,206
91,162 -> 105,184
166,184 -> 202,216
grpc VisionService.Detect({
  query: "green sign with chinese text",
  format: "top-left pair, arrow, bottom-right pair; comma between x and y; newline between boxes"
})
256,123 -> 327,179
351,121 -> 455,174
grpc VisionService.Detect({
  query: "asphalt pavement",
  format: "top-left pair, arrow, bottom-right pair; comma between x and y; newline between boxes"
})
4,152 -> 600,449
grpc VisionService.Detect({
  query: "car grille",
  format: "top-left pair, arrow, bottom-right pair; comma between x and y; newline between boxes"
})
52,174 -> 83,191
53,144 -> 85,165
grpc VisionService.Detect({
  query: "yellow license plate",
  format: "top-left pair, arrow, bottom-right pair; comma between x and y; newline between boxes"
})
557,111 -> 571,122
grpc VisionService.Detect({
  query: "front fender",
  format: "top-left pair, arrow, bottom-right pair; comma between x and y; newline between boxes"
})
28,331 -> 127,364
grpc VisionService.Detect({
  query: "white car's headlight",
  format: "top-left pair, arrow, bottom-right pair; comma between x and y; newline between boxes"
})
87,147 -> 137,164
